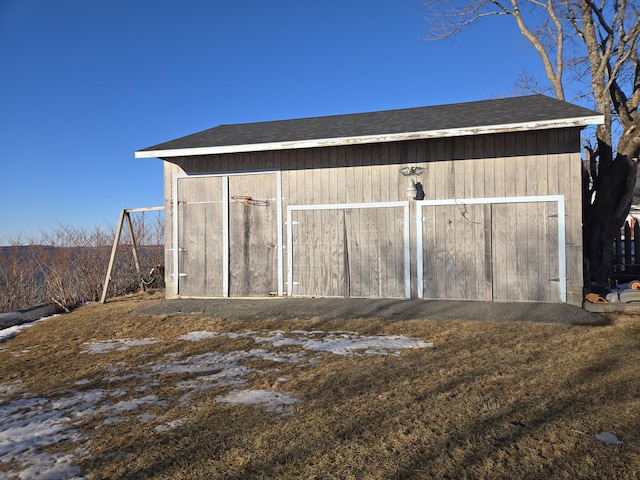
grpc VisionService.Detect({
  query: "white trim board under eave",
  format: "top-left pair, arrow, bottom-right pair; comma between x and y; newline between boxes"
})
135,116 -> 604,158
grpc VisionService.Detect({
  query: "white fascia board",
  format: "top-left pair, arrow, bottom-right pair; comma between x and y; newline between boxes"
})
134,114 -> 604,159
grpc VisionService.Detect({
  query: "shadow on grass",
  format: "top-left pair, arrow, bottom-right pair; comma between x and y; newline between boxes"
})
80,345 -> 638,479
72,299 -> 637,479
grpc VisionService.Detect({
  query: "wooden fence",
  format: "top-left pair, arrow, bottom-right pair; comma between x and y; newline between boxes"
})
612,218 -> 640,282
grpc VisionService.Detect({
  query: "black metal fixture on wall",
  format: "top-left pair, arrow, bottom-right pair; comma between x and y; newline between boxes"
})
399,166 -> 426,200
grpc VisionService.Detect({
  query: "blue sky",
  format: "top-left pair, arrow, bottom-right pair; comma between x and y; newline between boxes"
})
0,0 -> 544,244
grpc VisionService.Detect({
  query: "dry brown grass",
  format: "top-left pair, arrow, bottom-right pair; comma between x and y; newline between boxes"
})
1,292 -> 639,479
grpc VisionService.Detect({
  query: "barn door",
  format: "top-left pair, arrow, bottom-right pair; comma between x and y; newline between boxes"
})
419,198 -> 562,302
176,176 -> 225,297
344,207 -> 407,297
421,203 -> 488,300
491,201 -> 559,302
288,203 -> 409,298
290,209 -> 346,297
228,174 -> 279,296
175,173 -> 280,297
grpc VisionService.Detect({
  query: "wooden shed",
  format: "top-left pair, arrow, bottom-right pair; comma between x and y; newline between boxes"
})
135,95 -> 603,306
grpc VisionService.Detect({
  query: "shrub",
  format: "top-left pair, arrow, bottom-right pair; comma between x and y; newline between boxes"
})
0,213 -> 164,313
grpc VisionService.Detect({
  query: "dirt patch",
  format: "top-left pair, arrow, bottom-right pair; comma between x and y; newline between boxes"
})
135,297 -> 604,325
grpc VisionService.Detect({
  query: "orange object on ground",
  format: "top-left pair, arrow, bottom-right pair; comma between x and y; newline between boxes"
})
585,293 -> 608,303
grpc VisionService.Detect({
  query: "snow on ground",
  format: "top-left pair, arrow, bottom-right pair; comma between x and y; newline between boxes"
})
80,338 -> 162,354
254,330 -> 434,356
0,315 -> 57,344
216,389 -> 300,415
0,321 -> 433,479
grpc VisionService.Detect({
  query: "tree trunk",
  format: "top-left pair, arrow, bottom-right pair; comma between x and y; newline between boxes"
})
584,138 -> 638,285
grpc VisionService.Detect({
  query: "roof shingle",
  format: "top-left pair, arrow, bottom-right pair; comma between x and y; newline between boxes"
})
136,95 -> 602,157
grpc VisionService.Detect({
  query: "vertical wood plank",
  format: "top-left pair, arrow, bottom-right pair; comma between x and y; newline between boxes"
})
336,147 -> 347,204
547,129 -> 560,195
424,140 -> 437,201
422,205 -> 436,298
328,147 -> 339,204
483,203 -> 493,301
547,201 -> 560,302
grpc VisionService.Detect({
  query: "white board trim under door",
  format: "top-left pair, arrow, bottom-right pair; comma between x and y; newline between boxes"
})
416,195 -> 566,302
287,201 -> 411,298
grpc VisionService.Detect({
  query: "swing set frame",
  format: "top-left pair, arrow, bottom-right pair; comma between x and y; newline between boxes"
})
100,206 -> 164,303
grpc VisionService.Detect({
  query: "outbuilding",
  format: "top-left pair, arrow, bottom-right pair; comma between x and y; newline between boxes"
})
135,95 -> 603,306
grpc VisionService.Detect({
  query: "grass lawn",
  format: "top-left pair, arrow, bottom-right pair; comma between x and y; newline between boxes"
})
0,292 -> 638,479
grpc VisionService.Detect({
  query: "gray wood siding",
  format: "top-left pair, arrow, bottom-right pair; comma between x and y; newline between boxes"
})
162,128 -> 584,304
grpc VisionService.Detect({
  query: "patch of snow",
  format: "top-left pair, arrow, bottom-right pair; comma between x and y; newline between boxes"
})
154,418 -> 185,432
253,332 -> 304,348
226,330 -> 258,340
81,338 -> 161,354
176,365 -> 255,389
0,325 -> 23,342
0,329 -> 435,478
0,393 -> 90,479
0,314 -> 59,343
99,395 -> 164,415
595,431 -> 623,445
184,329 -> 433,357
102,417 -> 127,426
178,331 -> 220,341
50,390 -> 105,411
215,389 -> 300,415
138,412 -> 156,423
248,348 -> 307,363
105,373 -> 150,383
145,351 -> 244,375
107,389 -> 128,398
254,331 -> 434,356
0,380 -> 24,398
0,385 -> 168,477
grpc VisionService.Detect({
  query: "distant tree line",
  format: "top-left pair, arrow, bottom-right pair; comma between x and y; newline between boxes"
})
0,214 -> 164,313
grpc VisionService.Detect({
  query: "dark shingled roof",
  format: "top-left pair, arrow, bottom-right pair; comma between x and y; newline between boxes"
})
137,95 -> 601,154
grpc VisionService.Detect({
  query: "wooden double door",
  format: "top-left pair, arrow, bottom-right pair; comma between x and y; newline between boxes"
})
419,199 -> 562,302
288,203 -> 410,298
176,174 -> 279,297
